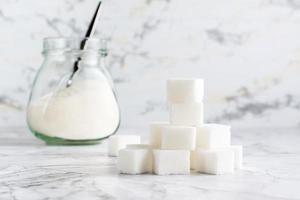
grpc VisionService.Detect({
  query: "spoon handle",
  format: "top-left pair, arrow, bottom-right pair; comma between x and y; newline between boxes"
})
67,1 -> 102,87
80,1 -> 102,49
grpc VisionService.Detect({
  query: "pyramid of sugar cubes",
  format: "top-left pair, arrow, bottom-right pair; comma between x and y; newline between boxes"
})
108,78 -> 243,175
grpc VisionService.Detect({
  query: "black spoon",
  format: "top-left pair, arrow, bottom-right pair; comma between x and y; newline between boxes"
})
67,1 -> 102,87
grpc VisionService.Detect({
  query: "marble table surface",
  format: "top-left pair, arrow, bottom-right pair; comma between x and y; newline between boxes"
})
0,126 -> 300,200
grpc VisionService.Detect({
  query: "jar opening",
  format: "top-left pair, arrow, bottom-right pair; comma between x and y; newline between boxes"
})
42,37 -> 108,57
43,37 -> 72,52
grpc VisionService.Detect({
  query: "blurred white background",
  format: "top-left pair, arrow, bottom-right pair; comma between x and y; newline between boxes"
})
1,0 -> 300,132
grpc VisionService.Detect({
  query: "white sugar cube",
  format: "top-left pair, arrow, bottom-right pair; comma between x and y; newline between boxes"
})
195,148 -> 234,175
170,103 -> 204,126
161,126 -> 196,150
196,124 -> 231,148
126,144 -> 152,149
190,150 -> 197,170
153,150 -> 190,175
149,122 -> 168,148
118,148 -> 153,174
108,135 -> 141,156
229,145 -> 243,169
167,78 -> 204,103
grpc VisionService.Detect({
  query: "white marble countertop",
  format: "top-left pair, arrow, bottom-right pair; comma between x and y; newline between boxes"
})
0,127 -> 299,200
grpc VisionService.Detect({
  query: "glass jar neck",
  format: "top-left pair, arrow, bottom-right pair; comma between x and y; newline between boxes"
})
43,50 -> 66,56
43,50 -> 69,63
76,49 -> 108,65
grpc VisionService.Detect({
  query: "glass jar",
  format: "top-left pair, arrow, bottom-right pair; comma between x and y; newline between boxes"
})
27,37 -> 120,145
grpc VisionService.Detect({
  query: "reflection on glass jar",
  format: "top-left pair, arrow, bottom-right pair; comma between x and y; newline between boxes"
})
27,37 -> 120,145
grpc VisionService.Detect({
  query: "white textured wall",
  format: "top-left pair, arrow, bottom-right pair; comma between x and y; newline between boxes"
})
1,0 -> 300,131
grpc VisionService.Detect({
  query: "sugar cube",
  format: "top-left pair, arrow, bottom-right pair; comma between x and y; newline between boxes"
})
195,148 -> 234,175
169,102 -> 204,126
161,126 -> 196,150
153,150 -> 190,175
196,124 -> 231,148
118,148 -> 153,174
149,122 -> 168,148
190,150 -> 197,170
229,145 -> 243,169
167,78 -> 204,103
108,135 -> 141,156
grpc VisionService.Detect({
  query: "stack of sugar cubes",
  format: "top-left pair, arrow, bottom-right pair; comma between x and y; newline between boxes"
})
108,78 -> 243,175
